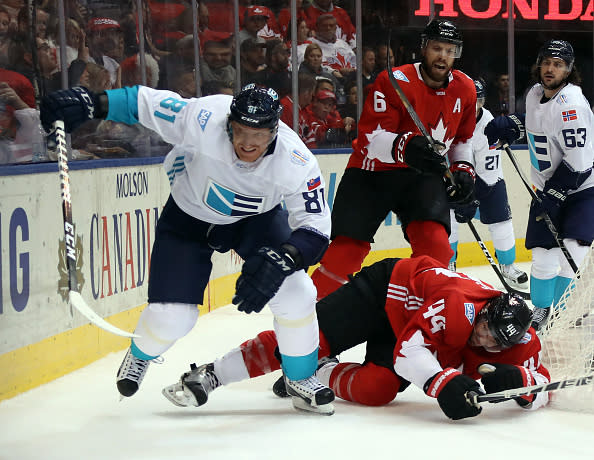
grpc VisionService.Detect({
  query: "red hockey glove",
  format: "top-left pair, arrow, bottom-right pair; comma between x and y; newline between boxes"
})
392,133 -> 447,175
424,368 -> 483,420
479,363 -> 537,407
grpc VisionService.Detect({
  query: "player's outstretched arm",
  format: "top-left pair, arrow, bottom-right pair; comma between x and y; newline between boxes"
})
40,86 -> 108,133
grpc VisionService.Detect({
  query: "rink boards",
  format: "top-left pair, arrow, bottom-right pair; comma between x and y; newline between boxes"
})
0,149 -> 532,401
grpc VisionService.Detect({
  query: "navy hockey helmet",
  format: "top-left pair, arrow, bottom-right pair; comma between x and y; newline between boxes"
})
536,39 -> 575,72
228,84 -> 283,130
474,78 -> 486,109
421,19 -> 463,58
481,293 -> 533,349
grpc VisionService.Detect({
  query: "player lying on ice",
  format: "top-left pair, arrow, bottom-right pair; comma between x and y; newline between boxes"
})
163,255 -> 551,420
39,84 -> 334,415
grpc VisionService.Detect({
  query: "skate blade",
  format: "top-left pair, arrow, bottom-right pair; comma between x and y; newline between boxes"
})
162,382 -> 198,407
291,396 -> 335,416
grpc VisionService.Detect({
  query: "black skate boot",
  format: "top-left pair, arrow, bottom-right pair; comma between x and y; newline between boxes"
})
285,373 -> 335,415
116,348 -> 155,398
162,363 -> 221,407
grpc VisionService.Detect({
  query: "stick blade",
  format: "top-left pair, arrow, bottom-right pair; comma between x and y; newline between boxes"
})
69,291 -> 139,338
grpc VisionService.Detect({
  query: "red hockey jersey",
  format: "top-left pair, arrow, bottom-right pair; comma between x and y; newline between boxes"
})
347,63 -> 476,171
386,257 -> 550,404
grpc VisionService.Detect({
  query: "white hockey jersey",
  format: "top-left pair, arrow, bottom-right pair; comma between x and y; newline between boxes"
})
473,107 -> 503,186
525,83 -> 594,193
131,87 -> 330,237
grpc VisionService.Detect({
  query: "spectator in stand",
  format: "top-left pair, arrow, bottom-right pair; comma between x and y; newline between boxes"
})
314,75 -> 336,94
304,0 -> 356,49
280,72 -> 316,142
86,17 -> 122,88
76,62 -> 112,92
239,6 -> 265,45
339,79 -> 357,136
261,39 -> 291,98
158,35 -> 195,90
201,79 -> 234,96
0,6 -> 12,67
278,0 -> 307,41
485,73 -> 510,116
17,7 -> 49,40
239,2 -> 280,40
0,69 -> 40,164
345,46 -> 377,103
200,39 -> 236,87
375,43 -> 394,74
194,2 -> 232,52
303,89 -> 354,149
239,36 -> 266,86
120,53 -> 159,88
298,43 -> 338,92
307,14 -> 356,104
64,18 -> 85,67
171,69 -> 197,99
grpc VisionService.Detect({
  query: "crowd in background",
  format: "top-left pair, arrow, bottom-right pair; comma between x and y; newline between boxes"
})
1,0 -> 518,164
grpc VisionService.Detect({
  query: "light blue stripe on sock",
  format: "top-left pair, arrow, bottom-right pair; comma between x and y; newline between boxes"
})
449,242 -> 458,264
281,348 -> 318,381
131,340 -> 159,361
495,246 -> 516,265
530,275 -> 555,309
105,86 -> 139,125
554,276 -> 573,307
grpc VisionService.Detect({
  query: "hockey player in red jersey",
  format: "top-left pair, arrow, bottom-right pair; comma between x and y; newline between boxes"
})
310,19 -> 478,300
163,256 -> 550,420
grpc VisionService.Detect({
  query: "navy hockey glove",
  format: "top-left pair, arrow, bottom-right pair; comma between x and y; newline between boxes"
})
233,246 -> 297,314
40,87 -> 106,133
479,363 -> 537,407
393,133 -> 448,175
536,181 -> 566,218
484,113 -> 526,146
424,368 -> 483,420
453,199 -> 479,224
448,162 -> 476,205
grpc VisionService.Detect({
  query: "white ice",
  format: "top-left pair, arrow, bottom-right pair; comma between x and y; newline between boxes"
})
1,263 -> 593,460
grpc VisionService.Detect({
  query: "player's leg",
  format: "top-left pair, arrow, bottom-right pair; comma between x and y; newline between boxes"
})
310,168 -> 388,300
448,209 -> 459,271
554,189 -> 594,308
400,171 -> 453,267
479,178 -> 527,287
117,196 -> 214,397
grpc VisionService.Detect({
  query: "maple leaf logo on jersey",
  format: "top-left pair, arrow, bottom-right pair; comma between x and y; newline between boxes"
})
326,52 -> 354,70
429,115 -> 454,153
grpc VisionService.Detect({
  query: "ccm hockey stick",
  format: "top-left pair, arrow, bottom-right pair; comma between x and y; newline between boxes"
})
385,32 -> 457,198
502,143 -> 578,273
466,219 -> 530,299
468,372 -> 594,404
55,120 -> 138,338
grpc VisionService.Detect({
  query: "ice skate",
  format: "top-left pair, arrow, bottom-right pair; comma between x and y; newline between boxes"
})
531,307 -> 551,332
499,263 -> 528,288
448,261 -> 457,272
162,363 -> 221,407
272,356 -> 339,399
285,374 -> 335,415
117,348 -> 159,398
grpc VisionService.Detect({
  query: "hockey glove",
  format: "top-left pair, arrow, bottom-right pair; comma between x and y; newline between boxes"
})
393,133 -> 448,175
233,246 -> 297,314
40,87 -> 106,133
424,368 -> 483,420
479,363 -> 537,407
453,199 -> 479,224
535,181 -> 567,222
448,162 -> 476,205
484,113 -> 526,146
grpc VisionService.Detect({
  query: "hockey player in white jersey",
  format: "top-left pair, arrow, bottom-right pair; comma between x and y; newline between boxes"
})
449,79 -> 528,288
39,83 -> 335,414
485,40 -> 594,330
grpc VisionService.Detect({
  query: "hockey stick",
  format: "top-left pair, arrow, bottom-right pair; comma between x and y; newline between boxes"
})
468,373 -> 594,404
502,143 -> 578,273
55,120 -> 138,338
385,32 -> 457,198
466,219 -> 530,299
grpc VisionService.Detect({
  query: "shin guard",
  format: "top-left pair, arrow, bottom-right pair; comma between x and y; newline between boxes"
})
330,362 -> 402,406
407,220 -> 453,267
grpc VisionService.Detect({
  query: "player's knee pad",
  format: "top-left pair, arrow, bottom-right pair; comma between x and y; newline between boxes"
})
488,220 -> 515,253
133,302 -> 198,357
239,330 -> 282,378
330,362 -> 401,406
407,220 -> 453,266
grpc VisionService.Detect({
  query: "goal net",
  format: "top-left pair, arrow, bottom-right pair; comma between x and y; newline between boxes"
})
539,241 -> 594,412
